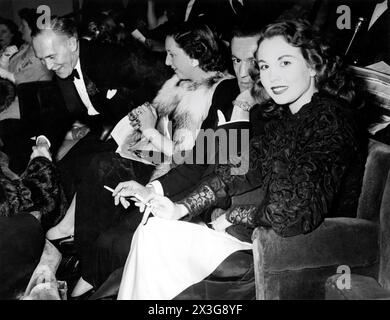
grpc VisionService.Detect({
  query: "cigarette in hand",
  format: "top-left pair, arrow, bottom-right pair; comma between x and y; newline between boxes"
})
103,185 -> 115,193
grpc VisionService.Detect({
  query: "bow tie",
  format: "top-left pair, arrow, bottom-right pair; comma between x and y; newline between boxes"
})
69,68 -> 80,81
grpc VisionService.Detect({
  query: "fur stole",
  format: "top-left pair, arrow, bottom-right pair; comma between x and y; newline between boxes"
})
152,73 -> 233,152
148,73 -> 233,181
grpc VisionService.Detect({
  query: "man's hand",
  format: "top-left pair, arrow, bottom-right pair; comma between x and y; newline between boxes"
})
234,89 -> 257,110
112,180 -> 154,209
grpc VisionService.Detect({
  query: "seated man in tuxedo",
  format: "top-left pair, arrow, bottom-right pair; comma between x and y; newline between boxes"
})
31,16 -> 170,200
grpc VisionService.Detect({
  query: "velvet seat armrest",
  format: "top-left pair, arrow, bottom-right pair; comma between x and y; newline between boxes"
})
252,217 -> 379,273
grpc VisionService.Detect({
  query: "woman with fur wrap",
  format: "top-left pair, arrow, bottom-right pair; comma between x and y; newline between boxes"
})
46,22 -> 240,298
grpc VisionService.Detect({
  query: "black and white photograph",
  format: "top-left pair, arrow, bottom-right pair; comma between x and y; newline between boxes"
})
0,0 -> 389,307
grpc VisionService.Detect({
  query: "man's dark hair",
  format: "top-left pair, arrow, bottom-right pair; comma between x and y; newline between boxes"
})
31,16 -> 78,39
230,20 -> 262,41
0,17 -> 23,48
0,79 -> 16,113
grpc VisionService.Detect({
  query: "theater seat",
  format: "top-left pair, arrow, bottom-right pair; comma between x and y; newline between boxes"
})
325,142 -> 390,299
252,139 -> 390,299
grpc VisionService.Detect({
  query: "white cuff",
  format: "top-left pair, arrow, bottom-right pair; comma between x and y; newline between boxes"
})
147,180 -> 164,196
35,135 -> 51,148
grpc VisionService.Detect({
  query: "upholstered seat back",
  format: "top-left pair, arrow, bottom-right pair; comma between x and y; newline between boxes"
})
357,139 -> 390,221
378,161 -> 390,289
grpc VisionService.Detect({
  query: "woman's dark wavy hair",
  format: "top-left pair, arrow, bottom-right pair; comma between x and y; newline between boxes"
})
18,8 -> 42,36
0,17 -> 23,48
166,21 -> 228,73
254,19 -> 355,118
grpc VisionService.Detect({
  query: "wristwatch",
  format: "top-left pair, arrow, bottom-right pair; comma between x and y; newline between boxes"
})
233,99 -> 253,111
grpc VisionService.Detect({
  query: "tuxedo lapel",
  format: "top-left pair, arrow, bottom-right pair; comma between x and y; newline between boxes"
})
367,8 -> 389,35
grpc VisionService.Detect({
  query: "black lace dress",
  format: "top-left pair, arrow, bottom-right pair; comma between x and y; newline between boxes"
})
180,93 -> 361,237
170,93 -> 363,299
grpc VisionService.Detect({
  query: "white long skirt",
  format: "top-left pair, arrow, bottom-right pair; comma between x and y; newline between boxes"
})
117,217 -> 252,300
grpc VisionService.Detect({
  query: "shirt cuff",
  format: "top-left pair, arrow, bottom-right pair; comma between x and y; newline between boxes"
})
147,180 -> 164,196
35,135 -> 51,148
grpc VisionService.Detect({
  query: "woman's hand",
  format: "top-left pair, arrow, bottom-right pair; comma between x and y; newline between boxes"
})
0,67 -> 15,83
0,45 -> 18,68
129,103 -> 157,132
209,213 -> 233,232
147,195 -> 188,221
2,45 -> 18,58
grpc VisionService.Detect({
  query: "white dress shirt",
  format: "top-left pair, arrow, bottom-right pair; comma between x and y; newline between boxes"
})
368,0 -> 388,30
73,59 -> 100,116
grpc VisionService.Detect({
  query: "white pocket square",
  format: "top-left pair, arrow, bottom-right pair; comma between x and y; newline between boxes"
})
217,109 -> 227,125
106,89 -> 117,99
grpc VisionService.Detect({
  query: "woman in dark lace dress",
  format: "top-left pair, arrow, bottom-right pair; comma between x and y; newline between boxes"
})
116,19 -> 362,299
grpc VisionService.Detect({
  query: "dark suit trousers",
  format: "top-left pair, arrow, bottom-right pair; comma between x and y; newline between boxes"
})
57,131 -> 118,202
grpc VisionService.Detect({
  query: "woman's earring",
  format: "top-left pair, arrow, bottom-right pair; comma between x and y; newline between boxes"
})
191,60 -> 199,67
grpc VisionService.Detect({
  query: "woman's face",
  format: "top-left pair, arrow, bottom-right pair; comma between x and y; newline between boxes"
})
19,19 -> 32,44
257,35 -> 317,113
165,36 -> 197,80
0,24 -> 13,49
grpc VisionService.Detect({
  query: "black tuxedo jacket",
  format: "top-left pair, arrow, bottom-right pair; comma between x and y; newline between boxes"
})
157,78 -> 243,201
56,39 -> 137,124
348,2 -> 390,66
42,39 -> 171,150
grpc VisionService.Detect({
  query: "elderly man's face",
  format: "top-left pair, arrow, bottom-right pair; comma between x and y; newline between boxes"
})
33,29 -> 78,78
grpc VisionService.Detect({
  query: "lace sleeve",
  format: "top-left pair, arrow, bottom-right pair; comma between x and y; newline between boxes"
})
177,174 -> 231,220
176,135 -> 268,219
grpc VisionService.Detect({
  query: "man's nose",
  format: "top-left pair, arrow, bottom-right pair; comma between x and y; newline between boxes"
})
165,55 -> 171,66
239,62 -> 249,78
44,59 -> 54,70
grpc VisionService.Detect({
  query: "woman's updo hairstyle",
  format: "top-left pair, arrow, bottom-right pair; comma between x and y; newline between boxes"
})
166,21 -> 228,73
